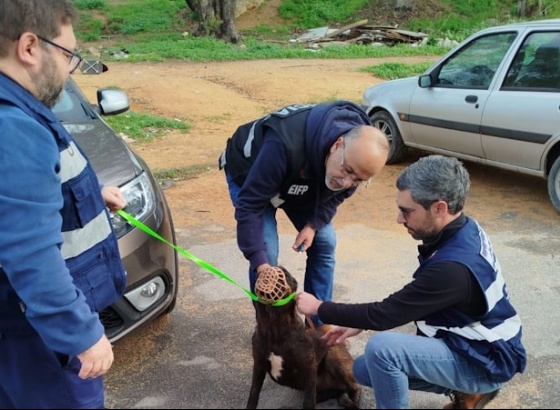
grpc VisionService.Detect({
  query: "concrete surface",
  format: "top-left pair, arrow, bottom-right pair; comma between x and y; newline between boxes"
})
105,209 -> 560,408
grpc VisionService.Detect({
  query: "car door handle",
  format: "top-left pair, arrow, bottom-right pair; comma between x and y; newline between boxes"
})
465,95 -> 478,103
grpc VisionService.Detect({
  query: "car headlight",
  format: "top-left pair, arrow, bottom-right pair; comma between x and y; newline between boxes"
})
111,172 -> 155,238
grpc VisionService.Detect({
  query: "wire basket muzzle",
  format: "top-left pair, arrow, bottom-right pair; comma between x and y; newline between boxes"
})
255,266 -> 292,304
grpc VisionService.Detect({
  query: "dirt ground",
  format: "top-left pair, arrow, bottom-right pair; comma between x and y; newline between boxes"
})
70,0 -> 560,235
73,53 -> 558,237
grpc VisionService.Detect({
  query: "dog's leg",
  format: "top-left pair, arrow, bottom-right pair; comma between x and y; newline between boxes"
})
302,369 -> 318,409
331,363 -> 362,409
246,359 -> 267,409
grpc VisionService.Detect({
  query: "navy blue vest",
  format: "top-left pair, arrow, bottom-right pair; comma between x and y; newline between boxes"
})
219,103 -> 338,209
415,217 -> 526,382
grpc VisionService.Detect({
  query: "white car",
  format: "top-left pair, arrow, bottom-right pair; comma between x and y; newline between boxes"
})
361,19 -> 560,213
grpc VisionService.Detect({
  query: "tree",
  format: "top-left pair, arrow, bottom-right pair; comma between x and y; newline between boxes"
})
184,0 -> 240,43
516,0 -> 545,17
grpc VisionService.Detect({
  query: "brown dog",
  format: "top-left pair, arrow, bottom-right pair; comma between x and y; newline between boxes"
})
245,266 -> 361,409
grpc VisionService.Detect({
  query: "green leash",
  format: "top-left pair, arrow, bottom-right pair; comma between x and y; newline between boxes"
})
116,209 -> 295,307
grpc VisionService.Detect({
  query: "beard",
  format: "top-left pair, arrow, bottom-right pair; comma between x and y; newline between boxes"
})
406,215 -> 438,241
325,173 -> 345,192
30,53 -> 65,108
408,226 -> 437,241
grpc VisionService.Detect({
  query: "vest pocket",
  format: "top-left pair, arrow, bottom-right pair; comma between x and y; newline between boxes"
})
61,170 -> 101,229
70,250 -> 126,312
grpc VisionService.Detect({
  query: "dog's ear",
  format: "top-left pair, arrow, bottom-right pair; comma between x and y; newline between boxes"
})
278,265 -> 298,293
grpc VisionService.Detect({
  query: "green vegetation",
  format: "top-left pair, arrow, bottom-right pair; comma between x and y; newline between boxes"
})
74,0 -> 108,10
154,165 -> 213,181
406,0 -> 560,41
278,0 -> 371,29
75,0 -> 560,62
114,37 -> 446,62
104,110 -> 190,142
75,0 -> 560,144
359,62 -> 435,80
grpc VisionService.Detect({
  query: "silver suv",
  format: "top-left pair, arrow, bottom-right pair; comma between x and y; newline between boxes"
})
361,19 -> 560,213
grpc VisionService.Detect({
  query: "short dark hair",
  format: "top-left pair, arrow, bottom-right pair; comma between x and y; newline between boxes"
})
0,0 -> 77,57
396,155 -> 470,214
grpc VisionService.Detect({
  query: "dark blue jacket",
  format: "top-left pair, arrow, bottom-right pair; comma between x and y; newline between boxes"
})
219,101 -> 372,269
0,73 -> 126,355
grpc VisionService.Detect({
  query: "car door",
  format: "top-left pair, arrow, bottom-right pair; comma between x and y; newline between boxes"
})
481,29 -> 560,173
408,31 -> 517,158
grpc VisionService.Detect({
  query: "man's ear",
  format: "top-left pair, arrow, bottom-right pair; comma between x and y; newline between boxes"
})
432,200 -> 448,217
330,136 -> 344,153
17,33 -> 41,68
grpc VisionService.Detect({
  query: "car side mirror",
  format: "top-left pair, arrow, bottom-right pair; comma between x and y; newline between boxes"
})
97,88 -> 130,116
418,74 -> 433,88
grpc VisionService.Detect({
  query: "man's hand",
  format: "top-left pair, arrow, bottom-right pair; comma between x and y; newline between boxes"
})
292,224 -> 316,253
256,263 -> 272,274
296,291 -> 322,316
76,334 -> 114,379
101,185 -> 126,212
322,326 -> 363,346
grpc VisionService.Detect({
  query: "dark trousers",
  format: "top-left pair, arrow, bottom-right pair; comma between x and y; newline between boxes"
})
0,332 -> 104,409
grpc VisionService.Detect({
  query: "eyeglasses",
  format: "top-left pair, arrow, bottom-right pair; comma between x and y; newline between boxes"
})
340,139 -> 371,188
37,35 -> 83,74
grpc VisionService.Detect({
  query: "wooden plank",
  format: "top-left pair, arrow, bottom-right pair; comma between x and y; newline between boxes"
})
321,19 -> 369,39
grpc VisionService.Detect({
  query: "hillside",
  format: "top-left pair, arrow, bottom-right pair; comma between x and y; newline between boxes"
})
237,0 -> 451,31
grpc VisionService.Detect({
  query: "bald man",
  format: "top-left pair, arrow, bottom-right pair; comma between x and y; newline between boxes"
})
219,101 -> 388,326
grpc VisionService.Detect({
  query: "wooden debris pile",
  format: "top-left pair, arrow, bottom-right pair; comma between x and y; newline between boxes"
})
290,19 -> 428,47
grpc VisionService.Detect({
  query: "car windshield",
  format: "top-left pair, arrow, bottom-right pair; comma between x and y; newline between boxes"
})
52,81 -> 95,123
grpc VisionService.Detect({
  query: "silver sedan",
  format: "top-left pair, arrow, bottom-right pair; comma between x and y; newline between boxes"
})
362,19 -> 560,213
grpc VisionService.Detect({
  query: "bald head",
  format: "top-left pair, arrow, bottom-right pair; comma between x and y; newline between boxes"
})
344,125 -> 389,181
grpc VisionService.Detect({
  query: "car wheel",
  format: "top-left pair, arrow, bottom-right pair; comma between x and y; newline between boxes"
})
370,111 -> 407,164
547,155 -> 560,214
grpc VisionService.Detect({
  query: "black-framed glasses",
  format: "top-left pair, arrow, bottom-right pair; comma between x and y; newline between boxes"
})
340,139 -> 371,188
37,35 -> 83,74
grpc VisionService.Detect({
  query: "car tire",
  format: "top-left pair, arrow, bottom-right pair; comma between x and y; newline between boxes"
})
547,155 -> 560,214
370,111 -> 407,164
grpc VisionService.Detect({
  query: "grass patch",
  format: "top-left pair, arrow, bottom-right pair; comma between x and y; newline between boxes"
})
74,0 -> 108,11
99,36 -> 448,63
279,0 -> 370,29
359,62 -> 435,80
104,110 -> 190,142
154,165 -> 212,181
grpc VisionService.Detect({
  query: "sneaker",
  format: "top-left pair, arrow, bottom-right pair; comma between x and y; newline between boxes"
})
443,389 -> 500,409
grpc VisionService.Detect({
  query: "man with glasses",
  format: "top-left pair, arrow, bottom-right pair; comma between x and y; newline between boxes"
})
0,1 -> 126,408
219,100 -> 388,326
297,155 -> 527,409
37,35 -> 84,74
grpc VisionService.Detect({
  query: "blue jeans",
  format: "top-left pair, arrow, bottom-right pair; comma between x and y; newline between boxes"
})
353,332 -> 503,409
226,172 -> 336,326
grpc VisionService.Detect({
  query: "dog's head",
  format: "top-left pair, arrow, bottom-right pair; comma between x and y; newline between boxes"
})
254,266 -> 298,305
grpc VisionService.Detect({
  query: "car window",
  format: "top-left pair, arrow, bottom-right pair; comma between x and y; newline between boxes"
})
435,32 -> 517,89
503,31 -> 560,90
